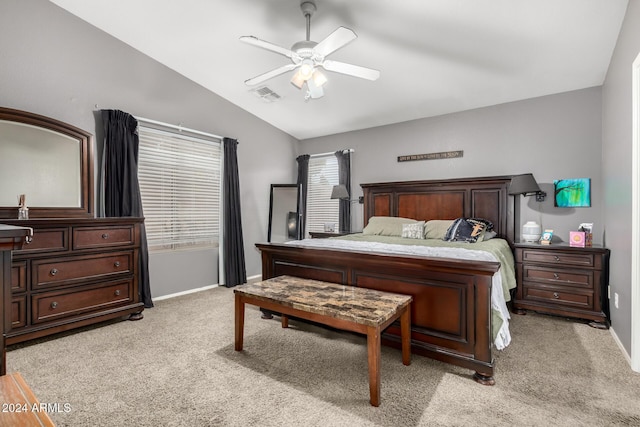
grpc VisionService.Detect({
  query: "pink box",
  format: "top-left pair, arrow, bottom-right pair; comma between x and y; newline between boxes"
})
570,231 -> 586,247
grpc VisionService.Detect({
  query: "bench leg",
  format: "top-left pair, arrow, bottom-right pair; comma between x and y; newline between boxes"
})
401,304 -> 411,366
366,326 -> 381,407
234,294 -> 245,351
281,314 -> 289,328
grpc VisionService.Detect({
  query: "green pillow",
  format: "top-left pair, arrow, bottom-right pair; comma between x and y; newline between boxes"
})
424,220 -> 454,239
363,216 -> 417,237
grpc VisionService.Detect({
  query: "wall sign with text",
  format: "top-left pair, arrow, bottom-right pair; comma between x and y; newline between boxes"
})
397,150 -> 463,162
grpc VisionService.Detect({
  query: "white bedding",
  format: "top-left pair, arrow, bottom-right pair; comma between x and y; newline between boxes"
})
285,238 -> 512,350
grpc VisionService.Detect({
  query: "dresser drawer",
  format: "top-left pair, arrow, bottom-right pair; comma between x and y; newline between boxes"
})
522,265 -> 593,289
73,226 -> 135,250
520,249 -> 594,268
32,279 -> 134,324
11,261 -> 27,293
31,251 -> 134,289
11,296 -> 27,328
17,228 -> 68,254
523,286 -> 593,310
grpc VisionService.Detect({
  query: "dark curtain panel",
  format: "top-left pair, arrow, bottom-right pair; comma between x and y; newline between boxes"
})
335,150 -> 351,233
223,137 -> 246,288
101,109 -> 153,308
296,154 -> 310,239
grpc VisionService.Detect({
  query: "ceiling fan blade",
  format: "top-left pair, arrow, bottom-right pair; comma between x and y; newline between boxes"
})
322,60 -> 380,81
313,26 -> 357,57
240,36 -> 299,60
244,63 -> 299,86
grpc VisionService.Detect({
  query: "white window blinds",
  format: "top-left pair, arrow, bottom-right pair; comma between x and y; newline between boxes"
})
306,154 -> 339,236
137,126 -> 222,252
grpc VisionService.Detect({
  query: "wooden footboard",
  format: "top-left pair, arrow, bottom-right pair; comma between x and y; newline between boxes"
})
256,242 -> 500,384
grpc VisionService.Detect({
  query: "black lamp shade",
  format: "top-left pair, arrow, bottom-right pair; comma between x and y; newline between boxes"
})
331,184 -> 349,199
508,173 -> 541,196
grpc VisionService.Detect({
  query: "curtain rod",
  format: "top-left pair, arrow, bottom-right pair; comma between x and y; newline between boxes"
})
136,116 -> 224,140
310,149 -> 354,158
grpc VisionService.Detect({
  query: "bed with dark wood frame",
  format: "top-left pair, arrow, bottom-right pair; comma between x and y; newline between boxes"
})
256,175 -> 515,385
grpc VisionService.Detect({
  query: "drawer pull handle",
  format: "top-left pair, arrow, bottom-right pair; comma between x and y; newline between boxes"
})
114,290 -> 121,296
50,268 -> 58,276
51,301 -> 58,309
553,273 -> 560,280
554,256 -> 560,261
114,261 -> 121,268
102,233 -> 109,239
553,292 -> 559,299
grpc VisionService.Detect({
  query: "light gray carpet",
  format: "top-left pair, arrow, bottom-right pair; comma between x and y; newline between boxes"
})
7,286 -> 640,426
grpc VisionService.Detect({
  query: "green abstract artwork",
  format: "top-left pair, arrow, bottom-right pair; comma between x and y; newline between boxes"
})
554,178 -> 591,207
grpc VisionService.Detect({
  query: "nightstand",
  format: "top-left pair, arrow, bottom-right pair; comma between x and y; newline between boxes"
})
513,242 -> 610,329
309,231 -> 352,238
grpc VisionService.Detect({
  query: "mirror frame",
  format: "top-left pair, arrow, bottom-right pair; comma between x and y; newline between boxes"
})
268,184 -> 300,243
0,107 -> 93,219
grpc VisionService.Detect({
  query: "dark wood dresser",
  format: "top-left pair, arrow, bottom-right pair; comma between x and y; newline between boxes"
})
0,225 -> 31,375
513,242 -> 610,328
2,218 -> 144,348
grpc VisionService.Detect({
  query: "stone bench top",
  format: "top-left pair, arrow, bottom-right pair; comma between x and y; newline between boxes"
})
234,275 -> 412,327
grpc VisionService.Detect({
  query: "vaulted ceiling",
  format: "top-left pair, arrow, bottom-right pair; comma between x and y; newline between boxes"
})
50,0 -> 628,140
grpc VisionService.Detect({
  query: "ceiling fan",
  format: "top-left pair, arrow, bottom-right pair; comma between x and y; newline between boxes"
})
240,0 -> 380,100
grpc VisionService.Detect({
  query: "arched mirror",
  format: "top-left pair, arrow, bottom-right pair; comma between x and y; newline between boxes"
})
0,107 -> 93,219
268,184 -> 300,243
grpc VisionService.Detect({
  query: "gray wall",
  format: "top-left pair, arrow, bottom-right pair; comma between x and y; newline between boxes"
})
299,87 -> 604,243
0,0 -> 298,297
602,1 -> 639,356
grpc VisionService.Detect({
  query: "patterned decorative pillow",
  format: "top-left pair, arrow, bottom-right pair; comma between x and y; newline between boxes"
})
362,216 -> 418,237
443,218 -> 493,243
401,221 -> 425,239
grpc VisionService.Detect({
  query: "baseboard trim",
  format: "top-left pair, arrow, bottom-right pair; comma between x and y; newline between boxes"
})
153,284 -> 220,301
153,274 -> 262,301
610,326 -> 634,369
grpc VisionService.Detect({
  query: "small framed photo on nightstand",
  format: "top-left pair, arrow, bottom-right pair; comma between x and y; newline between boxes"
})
323,223 -> 336,233
540,229 -> 554,245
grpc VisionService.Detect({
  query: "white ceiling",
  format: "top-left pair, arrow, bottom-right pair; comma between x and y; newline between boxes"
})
50,0 -> 628,140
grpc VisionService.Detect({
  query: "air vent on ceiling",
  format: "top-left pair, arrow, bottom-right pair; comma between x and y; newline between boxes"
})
251,86 -> 281,103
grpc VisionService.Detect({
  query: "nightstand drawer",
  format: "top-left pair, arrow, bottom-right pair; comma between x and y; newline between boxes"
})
523,286 -> 592,310
520,249 -> 594,268
522,265 -> 593,289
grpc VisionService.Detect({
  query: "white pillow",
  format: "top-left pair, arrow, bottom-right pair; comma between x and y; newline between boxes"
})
402,221 -> 425,239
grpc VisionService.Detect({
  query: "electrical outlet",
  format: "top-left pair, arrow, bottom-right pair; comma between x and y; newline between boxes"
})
615,292 -> 619,309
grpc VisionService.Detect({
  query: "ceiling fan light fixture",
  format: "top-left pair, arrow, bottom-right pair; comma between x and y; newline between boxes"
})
312,69 -> 328,87
306,76 -> 324,99
241,0 -> 380,99
290,71 -> 305,89
299,60 -> 314,80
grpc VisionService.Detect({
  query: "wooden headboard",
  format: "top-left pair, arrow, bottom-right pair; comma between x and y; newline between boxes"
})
361,175 -> 515,243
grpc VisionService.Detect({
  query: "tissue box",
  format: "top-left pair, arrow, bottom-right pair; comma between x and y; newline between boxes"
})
570,231 -> 586,247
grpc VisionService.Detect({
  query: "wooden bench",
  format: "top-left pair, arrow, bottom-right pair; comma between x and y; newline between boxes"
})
234,275 -> 412,407
0,372 -> 56,426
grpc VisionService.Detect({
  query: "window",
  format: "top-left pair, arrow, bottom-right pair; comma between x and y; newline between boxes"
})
306,154 -> 339,236
138,126 -> 222,252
